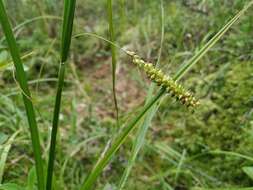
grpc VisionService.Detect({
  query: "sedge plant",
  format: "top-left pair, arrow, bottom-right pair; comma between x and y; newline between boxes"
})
80,1 -> 253,189
1,1 -> 253,190
0,0 -> 45,189
46,0 -> 76,190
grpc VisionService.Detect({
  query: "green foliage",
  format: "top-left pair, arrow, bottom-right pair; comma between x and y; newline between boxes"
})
0,1 -> 44,189
171,62 -> 253,186
46,0 -> 76,190
107,0 -> 119,125
0,0 -> 253,190
243,167 -> 253,181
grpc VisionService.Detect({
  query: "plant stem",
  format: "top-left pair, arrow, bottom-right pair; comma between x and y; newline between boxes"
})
46,62 -> 66,190
46,0 -> 76,189
0,1 -> 45,189
107,0 -> 119,126
80,88 -> 165,190
80,1 -> 253,189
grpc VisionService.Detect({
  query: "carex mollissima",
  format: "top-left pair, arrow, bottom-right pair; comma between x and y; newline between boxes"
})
127,51 -> 200,108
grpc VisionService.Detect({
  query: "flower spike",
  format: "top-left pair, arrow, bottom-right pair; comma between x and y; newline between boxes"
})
127,51 -> 200,108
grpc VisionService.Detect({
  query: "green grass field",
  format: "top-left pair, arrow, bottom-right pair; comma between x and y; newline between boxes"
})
0,0 -> 253,189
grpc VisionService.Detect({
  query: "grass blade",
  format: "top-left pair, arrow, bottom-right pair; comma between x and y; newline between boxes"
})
242,167 -> 253,180
118,0 -> 165,189
46,0 -> 76,190
120,0 -> 126,32
174,0 -> 253,81
0,15 -> 61,44
189,150 -> 253,163
80,90 -> 164,190
191,188 -> 253,190
61,0 -> 76,63
0,1 -> 45,189
107,0 -> 119,125
0,131 -> 20,183
80,2 -> 252,189
119,0 -> 253,187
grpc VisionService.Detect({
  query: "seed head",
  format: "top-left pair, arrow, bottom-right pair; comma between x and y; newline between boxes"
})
129,52 -> 200,108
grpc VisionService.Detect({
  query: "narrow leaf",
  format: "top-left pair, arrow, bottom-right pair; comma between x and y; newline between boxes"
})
0,131 -> 19,183
80,2 -> 253,189
243,167 -> 253,180
118,1 -> 165,189
0,1 -> 45,189
107,0 -> 119,125
46,0 -> 76,190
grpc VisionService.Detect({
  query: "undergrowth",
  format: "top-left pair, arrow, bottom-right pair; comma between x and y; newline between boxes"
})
0,0 -> 253,190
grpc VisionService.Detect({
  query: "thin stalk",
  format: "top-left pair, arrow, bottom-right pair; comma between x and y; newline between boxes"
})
46,62 -> 66,190
46,0 -> 76,189
118,0 -> 165,189
0,130 -> 20,183
80,89 -> 165,190
174,0 -> 253,81
73,33 -> 128,54
107,0 -> 119,126
0,15 -> 61,44
188,150 -> 253,163
80,2 -> 253,189
120,0 -> 126,32
0,1 -> 45,189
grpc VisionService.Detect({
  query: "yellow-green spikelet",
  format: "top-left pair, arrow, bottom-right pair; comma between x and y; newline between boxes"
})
128,51 -> 200,108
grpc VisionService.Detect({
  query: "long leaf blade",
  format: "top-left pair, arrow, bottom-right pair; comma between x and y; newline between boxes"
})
46,0 -> 76,190
118,0 -> 165,188
80,2 -> 253,189
107,0 -> 119,125
61,0 -> 76,63
0,1 -> 45,189
119,1 -> 253,188
0,131 -> 19,183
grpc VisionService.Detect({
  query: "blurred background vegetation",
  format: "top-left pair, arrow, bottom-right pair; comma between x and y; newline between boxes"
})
0,0 -> 253,189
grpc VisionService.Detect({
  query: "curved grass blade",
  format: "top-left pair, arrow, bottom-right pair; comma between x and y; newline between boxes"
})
118,0 -> 165,189
73,33 -> 128,54
0,51 -> 36,71
80,2 -> 253,189
46,0 -> 76,190
174,0 -> 253,81
0,1 -> 45,189
189,150 -> 253,163
107,0 -> 119,125
0,131 -> 20,183
243,167 -> 253,180
0,15 -> 61,44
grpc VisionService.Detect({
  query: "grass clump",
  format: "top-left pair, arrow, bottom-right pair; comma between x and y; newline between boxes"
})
0,1 -> 253,190
80,2 -> 253,189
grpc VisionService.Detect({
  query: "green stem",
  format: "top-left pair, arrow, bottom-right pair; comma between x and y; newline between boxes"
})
46,0 -> 76,189
80,1 -> 253,189
80,88 -> 165,190
0,1 -> 45,189
46,62 -> 66,190
118,1 -> 165,188
107,0 -> 119,126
